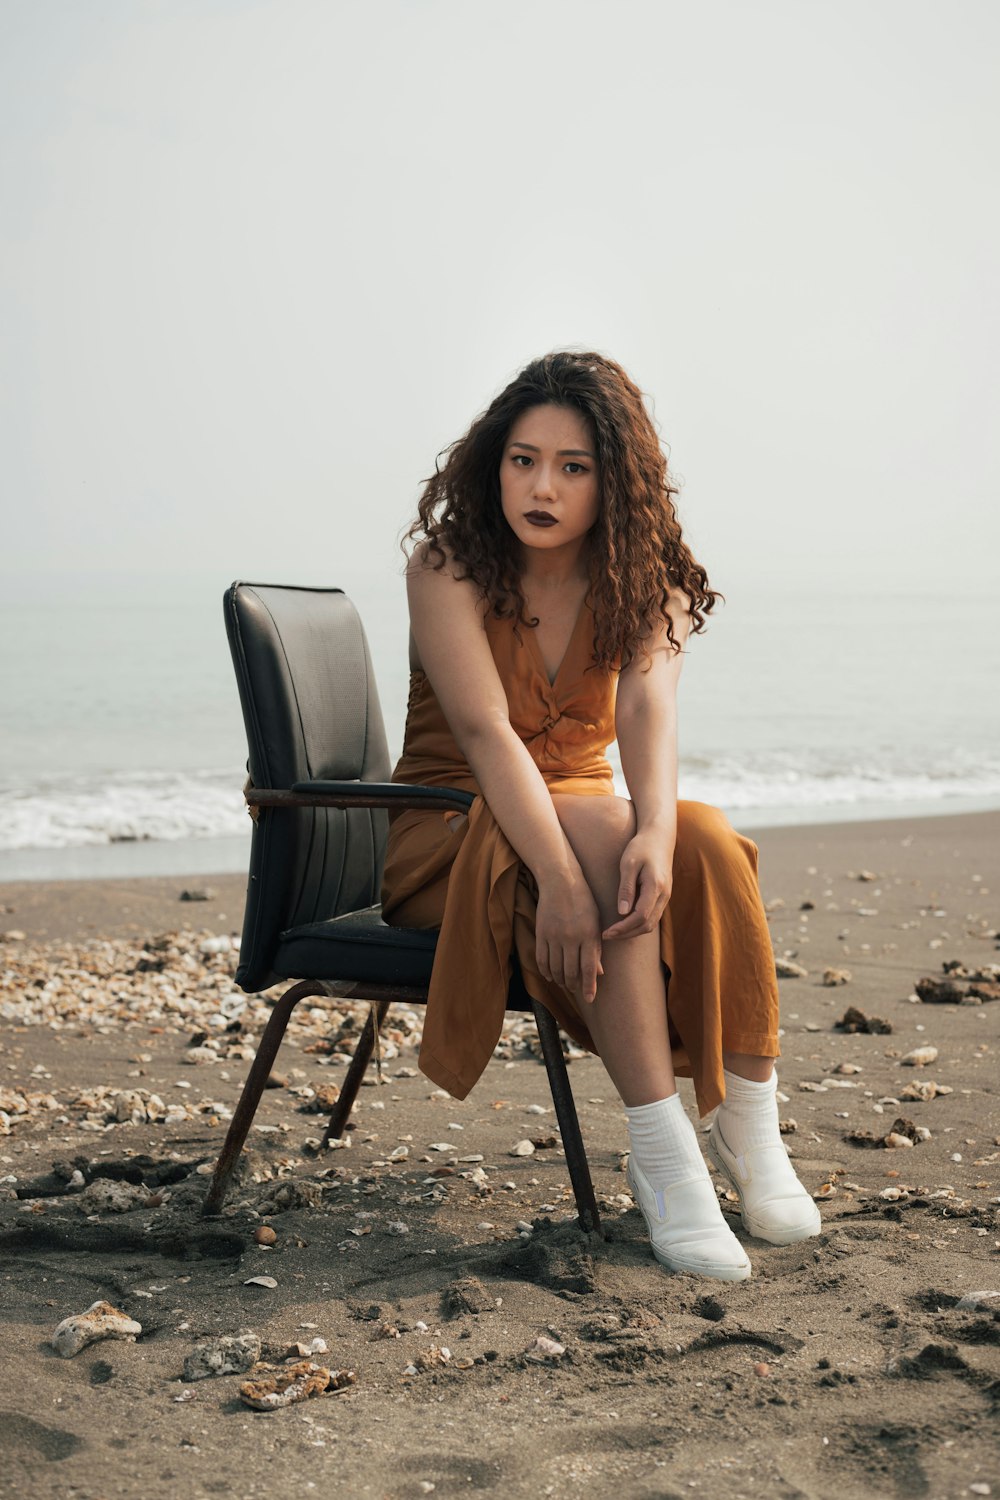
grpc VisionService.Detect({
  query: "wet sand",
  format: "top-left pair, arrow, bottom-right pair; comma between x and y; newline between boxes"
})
1,809 -> 998,1500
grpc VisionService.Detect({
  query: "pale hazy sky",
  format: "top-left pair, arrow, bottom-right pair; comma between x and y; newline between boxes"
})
2,0 -> 998,601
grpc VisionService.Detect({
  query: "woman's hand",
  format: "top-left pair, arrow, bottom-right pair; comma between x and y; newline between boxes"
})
534,872 -> 605,1007
602,830 -> 673,941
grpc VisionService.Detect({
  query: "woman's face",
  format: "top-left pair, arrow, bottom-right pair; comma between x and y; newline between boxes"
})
499,403 -> 600,561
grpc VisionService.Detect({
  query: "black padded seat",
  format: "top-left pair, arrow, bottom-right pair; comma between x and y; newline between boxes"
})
276,907 -> 438,987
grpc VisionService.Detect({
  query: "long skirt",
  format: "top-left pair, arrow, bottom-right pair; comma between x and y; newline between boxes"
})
381,796 -> 781,1116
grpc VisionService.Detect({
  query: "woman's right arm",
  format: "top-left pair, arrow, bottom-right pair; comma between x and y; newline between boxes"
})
406,548 -> 603,1005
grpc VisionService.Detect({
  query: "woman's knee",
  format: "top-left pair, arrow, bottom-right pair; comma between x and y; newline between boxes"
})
552,794 -> 636,867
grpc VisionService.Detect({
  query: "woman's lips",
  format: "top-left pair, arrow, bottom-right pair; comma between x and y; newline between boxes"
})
525,511 -> 557,527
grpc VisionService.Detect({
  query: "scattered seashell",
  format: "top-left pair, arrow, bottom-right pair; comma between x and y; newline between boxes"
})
239,1360 -> 355,1410
822,968 -> 852,987
243,1276 -> 278,1290
752,1361 -> 771,1377
509,1140 -> 535,1157
51,1301 -> 142,1358
254,1226 -> 277,1246
899,1079 -> 952,1101
286,1338 -> 329,1358
775,959 -> 808,978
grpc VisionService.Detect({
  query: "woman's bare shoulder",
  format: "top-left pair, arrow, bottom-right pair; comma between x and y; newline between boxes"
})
405,540 -> 489,672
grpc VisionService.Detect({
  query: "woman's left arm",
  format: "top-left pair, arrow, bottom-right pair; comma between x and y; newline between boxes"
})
603,590 -> 692,941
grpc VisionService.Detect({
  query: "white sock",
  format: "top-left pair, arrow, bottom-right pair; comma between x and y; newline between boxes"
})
624,1092 -> 709,1195
715,1067 -> 781,1156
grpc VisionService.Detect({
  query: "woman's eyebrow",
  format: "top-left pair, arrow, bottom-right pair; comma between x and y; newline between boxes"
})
509,442 -> 596,458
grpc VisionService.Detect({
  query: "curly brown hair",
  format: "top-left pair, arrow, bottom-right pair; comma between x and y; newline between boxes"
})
402,350 -> 721,671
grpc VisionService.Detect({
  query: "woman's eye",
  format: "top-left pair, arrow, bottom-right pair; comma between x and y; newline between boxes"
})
565,462 -> 586,474
512,454 -> 532,466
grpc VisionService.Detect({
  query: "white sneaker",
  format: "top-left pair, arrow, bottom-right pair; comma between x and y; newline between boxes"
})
706,1117 -> 822,1246
626,1155 -> 751,1282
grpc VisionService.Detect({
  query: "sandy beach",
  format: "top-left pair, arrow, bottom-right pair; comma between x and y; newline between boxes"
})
1,808 -> 998,1500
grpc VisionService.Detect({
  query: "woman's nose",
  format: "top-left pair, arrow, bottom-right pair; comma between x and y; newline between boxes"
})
532,465 -> 558,499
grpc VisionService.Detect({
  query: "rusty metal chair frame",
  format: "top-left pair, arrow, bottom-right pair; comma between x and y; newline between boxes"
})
202,584 -> 602,1234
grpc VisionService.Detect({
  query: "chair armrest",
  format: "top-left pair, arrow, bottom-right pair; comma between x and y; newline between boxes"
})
244,779 -> 475,814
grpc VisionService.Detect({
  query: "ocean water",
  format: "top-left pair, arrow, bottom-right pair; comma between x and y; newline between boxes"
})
1,570 -> 998,881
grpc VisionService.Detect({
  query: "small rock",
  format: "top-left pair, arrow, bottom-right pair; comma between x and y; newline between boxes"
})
254,1226 -> 277,1246
776,959 -> 808,978
179,888 -> 215,902
444,1277 -> 494,1316
778,1119 -> 797,1135
76,1180 -> 151,1215
835,1007 -> 892,1035
752,1361 -> 770,1377
822,968 -> 852,987
509,1140 -> 535,1157
901,1046 -> 939,1067
183,1331 -> 261,1381
856,870 -> 878,882
955,1291 -> 1000,1312
384,1221 -> 410,1235
527,1335 -> 565,1358
884,1133 -> 914,1149
183,1047 -> 218,1066
51,1301 -> 142,1358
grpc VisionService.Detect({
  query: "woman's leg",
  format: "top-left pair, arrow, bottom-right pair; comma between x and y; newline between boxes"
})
549,793 -> 751,1279
549,793 -> 676,1106
551,794 -> 818,1251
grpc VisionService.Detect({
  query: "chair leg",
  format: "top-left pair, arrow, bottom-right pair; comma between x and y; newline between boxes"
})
202,979 -> 327,1216
530,1000 -> 603,1237
322,999 -> 391,1144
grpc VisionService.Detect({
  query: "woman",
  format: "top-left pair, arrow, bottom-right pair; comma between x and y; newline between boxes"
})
381,350 -> 819,1282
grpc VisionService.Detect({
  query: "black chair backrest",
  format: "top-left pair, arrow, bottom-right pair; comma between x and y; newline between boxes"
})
225,582 -> 391,991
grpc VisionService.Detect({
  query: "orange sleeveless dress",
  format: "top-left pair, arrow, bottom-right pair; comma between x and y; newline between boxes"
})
380,600 -> 780,1115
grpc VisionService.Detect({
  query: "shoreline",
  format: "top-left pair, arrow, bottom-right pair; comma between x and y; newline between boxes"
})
2,795 -> 999,890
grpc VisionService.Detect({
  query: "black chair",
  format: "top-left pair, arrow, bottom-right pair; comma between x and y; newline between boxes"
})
202,582 -> 602,1233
